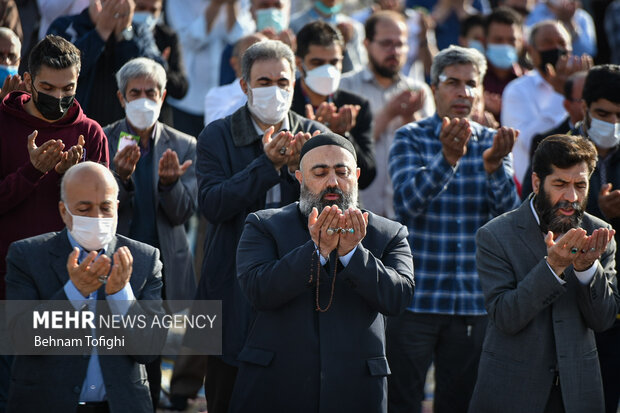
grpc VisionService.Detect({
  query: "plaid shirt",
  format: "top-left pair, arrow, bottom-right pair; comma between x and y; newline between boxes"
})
389,114 -> 520,315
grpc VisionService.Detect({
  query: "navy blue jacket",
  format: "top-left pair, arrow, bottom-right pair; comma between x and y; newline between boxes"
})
195,104 -> 327,365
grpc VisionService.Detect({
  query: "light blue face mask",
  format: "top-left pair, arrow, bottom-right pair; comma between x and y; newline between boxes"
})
256,8 -> 287,33
0,64 -> 18,82
132,11 -> 158,31
486,43 -> 518,69
314,1 -> 343,16
467,39 -> 485,55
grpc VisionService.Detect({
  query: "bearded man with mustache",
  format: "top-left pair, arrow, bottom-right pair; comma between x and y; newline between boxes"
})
469,134 -> 619,413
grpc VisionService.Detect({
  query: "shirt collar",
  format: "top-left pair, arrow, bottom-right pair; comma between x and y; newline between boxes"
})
529,196 -> 541,226
250,114 -> 290,135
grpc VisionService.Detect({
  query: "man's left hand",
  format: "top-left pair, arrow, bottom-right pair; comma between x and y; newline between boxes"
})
105,246 -> 133,295
328,104 -> 361,135
55,135 -> 85,174
285,131 -> 317,172
337,207 -> 369,257
573,228 -> 615,271
483,127 -> 518,174
158,149 -> 192,186
598,183 -> 620,219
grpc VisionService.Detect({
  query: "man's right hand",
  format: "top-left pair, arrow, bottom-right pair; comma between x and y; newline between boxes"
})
599,183 -> 620,220
67,248 -> 112,297
27,130 -> 64,173
113,144 -> 141,181
386,89 -> 425,121
439,117 -> 471,166
91,0 -> 120,41
0,74 -> 26,101
544,53 -> 593,95
262,126 -> 293,171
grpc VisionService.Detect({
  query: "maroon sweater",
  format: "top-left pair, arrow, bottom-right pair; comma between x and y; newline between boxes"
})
0,91 -> 109,299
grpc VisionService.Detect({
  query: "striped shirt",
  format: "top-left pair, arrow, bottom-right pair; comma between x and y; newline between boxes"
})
389,114 -> 520,315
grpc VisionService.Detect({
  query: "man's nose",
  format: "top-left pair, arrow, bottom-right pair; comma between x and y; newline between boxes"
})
563,185 -> 578,203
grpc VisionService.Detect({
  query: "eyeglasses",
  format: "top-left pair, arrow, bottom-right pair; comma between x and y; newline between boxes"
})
0,52 -> 19,65
372,39 -> 406,50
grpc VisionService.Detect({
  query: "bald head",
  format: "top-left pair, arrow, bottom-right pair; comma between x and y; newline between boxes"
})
61,162 -> 118,202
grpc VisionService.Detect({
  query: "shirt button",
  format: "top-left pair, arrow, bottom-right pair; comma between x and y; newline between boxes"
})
90,385 -> 96,390
457,243 -> 462,248
456,219 -> 461,224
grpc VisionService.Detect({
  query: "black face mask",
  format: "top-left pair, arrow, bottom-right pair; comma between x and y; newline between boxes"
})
538,48 -> 568,74
32,85 -> 75,121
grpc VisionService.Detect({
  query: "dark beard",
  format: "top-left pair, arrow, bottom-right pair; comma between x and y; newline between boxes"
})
299,185 -> 358,217
369,53 -> 399,79
534,185 -> 586,234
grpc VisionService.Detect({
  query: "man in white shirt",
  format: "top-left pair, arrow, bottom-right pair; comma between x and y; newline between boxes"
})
339,10 -> 434,219
501,19 -> 591,186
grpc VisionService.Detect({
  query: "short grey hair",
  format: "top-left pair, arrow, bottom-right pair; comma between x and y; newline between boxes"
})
61,162 -> 119,202
0,27 -> 21,53
430,45 -> 487,86
115,57 -> 167,98
241,39 -> 295,84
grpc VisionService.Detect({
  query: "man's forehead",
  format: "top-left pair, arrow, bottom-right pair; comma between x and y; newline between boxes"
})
305,145 -> 355,166
441,63 -> 479,80
548,162 -> 590,179
250,58 -> 292,80
127,75 -> 158,89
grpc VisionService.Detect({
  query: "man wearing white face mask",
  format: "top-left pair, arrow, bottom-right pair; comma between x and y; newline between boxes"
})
103,56 -> 197,408
291,21 -> 376,190
5,161 -> 166,413
566,64 -> 620,413
195,39 -> 326,413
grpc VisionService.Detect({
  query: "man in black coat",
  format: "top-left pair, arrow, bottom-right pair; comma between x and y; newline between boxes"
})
291,20 -> 376,189
195,40 -> 327,413
230,132 -> 414,413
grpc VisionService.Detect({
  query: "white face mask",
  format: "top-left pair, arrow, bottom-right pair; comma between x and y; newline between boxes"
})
125,97 -> 161,130
304,64 -> 341,96
247,85 -> 292,125
132,11 -> 158,31
66,207 -> 117,252
588,116 -> 620,149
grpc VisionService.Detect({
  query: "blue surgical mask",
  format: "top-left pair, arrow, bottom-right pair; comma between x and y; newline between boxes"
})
468,40 -> 485,55
314,1 -> 343,16
256,8 -> 287,33
132,11 -> 157,31
588,116 -> 620,149
0,64 -> 18,82
486,44 -> 518,69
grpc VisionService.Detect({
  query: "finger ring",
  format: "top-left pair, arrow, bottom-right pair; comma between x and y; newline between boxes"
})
279,146 -> 287,155
453,137 -> 460,142
347,228 -> 355,233
401,103 -> 408,109
570,247 -> 578,254
114,12 -> 120,19
590,247 -> 596,252
98,275 -> 108,284
326,228 -> 336,235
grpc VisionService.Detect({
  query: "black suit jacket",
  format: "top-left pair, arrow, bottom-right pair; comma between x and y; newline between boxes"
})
291,82 -> 376,189
5,229 -> 165,413
229,203 -> 415,413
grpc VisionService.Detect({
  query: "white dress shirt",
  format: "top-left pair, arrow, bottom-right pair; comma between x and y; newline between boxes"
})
204,78 -> 247,126
501,70 -> 567,184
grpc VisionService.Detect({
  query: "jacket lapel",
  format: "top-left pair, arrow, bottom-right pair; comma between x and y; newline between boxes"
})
515,197 -> 548,265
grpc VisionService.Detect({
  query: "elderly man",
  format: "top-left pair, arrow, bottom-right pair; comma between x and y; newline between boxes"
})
229,132 -> 415,412
103,56 -> 197,409
469,135 -> 618,413
5,161 -> 166,413
387,45 -> 520,413
501,20 -> 591,185
0,27 -> 24,100
339,10 -> 434,219
195,39 -> 326,413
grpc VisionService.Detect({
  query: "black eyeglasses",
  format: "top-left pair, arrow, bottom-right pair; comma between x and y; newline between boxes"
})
372,39 -> 406,50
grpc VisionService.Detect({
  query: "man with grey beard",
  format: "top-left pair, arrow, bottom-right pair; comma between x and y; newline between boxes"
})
229,132 -> 415,413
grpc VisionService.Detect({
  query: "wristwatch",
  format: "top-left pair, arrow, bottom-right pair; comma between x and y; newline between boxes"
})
119,25 -> 133,41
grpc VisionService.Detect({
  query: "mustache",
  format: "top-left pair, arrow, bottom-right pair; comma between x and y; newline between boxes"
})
554,200 -> 582,212
321,187 -> 344,198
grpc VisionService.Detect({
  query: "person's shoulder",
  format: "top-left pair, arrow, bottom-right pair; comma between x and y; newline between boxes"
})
583,212 -> 614,231
9,231 -> 62,254
334,89 -> 369,106
367,212 -> 407,236
503,71 -> 536,92
115,234 -> 159,257
160,122 -> 197,143
102,119 -> 124,135
252,203 -> 298,222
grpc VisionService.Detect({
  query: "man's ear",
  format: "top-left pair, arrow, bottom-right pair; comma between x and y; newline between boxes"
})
532,172 -> 541,195
295,170 -> 303,185
116,90 -> 125,108
59,201 -> 72,230
295,56 -> 303,72
240,78 -> 248,95
23,72 -> 32,93
356,167 -> 360,180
